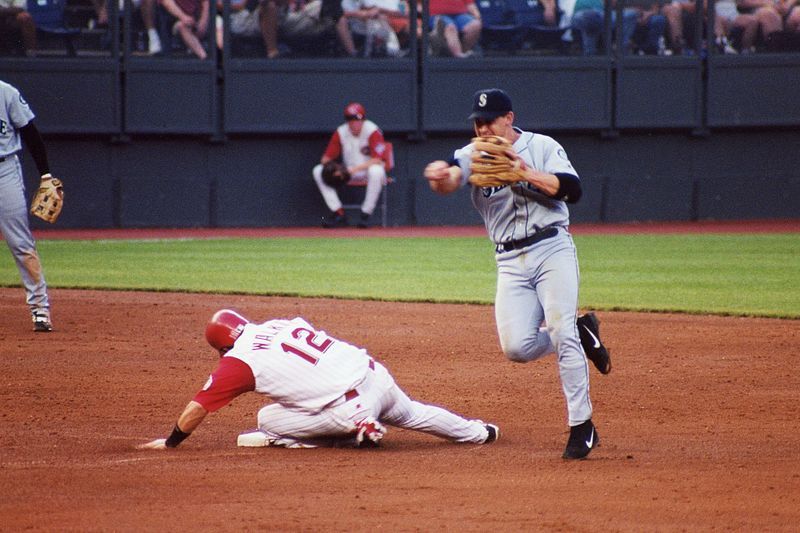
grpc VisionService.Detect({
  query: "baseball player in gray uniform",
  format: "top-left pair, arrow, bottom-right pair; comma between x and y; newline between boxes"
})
0,79 -> 57,332
424,88 -> 612,460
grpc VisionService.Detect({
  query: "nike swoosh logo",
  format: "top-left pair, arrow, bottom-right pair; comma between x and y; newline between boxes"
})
585,429 -> 595,449
582,325 -> 601,349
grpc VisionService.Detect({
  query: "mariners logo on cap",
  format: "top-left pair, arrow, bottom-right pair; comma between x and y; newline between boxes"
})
468,89 -> 513,120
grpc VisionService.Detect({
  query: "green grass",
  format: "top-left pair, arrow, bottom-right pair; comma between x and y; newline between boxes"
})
1,234 -> 797,318
578,234 -> 799,318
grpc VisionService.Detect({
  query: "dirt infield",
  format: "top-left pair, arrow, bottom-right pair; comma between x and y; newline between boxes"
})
1,287 -> 798,531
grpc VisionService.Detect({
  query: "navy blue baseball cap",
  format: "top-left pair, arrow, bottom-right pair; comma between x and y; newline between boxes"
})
468,88 -> 513,120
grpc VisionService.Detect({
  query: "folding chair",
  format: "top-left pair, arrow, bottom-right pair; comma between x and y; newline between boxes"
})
341,141 -> 394,227
27,0 -> 80,56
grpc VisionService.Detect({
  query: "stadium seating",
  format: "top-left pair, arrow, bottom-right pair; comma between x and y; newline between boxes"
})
27,0 -> 81,56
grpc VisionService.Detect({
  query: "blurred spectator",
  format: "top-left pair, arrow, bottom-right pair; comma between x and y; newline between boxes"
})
661,0 -> 695,53
738,0 -> 783,49
159,0 -> 211,58
341,0 -> 403,56
714,0 -> 755,53
312,102 -> 389,229
787,2 -> 800,32
90,0 -> 110,26
0,0 -> 36,56
378,0 -> 411,46
139,0 -> 164,53
661,0 -> 731,54
259,0 -> 354,57
363,0 -> 411,48
428,0 -> 482,57
95,0 -> 163,54
713,0 -> 790,52
628,0 -> 668,54
516,0 -> 561,28
513,0 -> 573,53
571,0 -> 637,55
215,0 -> 264,53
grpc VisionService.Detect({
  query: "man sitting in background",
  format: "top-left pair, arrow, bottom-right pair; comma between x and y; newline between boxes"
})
428,0 -> 482,57
0,0 -> 36,56
312,102 -> 389,228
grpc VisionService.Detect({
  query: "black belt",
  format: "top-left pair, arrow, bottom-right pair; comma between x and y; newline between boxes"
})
0,156 -> 7,162
497,226 -> 559,253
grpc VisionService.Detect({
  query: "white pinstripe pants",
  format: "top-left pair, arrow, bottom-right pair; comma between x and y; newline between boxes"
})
256,361 -> 489,445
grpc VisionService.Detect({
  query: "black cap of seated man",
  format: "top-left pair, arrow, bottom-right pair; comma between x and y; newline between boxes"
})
468,88 -> 513,120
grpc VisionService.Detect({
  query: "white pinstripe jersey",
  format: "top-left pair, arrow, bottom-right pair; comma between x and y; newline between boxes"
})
224,318 -> 372,412
0,80 -> 35,158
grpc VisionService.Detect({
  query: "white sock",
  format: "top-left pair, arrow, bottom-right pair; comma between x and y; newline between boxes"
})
148,28 -> 162,52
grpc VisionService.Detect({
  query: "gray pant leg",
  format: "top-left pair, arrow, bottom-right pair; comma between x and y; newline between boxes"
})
0,158 -> 49,311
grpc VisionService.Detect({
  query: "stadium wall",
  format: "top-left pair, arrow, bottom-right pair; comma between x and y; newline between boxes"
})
3,56 -> 799,228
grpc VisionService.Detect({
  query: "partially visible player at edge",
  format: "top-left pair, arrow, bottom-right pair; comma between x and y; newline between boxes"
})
0,79 -> 61,332
138,309 -> 499,450
423,88 -> 612,460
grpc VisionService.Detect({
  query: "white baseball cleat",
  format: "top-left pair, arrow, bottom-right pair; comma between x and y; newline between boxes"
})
237,430 -> 318,448
237,430 -> 270,447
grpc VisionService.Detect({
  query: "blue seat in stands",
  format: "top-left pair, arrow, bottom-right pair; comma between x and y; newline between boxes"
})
507,0 -> 571,51
27,0 -> 80,56
477,0 -> 524,53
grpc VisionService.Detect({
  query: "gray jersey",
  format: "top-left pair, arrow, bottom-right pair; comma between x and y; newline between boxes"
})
0,80 -> 35,158
454,128 -> 578,245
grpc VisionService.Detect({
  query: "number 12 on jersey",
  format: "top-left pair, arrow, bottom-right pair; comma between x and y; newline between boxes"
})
281,327 -> 333,365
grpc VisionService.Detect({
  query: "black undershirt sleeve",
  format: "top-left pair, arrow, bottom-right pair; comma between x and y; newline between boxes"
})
19,121 -> 51,177
554,173 -> 582,204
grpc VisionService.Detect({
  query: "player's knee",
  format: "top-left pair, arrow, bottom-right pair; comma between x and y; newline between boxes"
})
465,20 -> 482,33
503,347 -> 530,363
312,164 -> 324,182
547,320 -> 578,354
366,164 -> 385,183
500,336 -> 542,363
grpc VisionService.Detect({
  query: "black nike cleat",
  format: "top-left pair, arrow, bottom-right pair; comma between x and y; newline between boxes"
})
577,312 -> 611,375
562,419 -> 599,460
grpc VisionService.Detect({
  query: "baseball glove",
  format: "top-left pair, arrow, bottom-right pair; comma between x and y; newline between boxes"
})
469,135 -> 528,188
321,161 -> 351,187
29,174 -> 64,223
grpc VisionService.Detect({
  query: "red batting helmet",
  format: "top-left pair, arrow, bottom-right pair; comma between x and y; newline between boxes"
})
205,309 -> 250,354
344,102 -> 366,121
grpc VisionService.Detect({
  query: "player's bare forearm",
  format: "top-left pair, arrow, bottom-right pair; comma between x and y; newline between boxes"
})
424,160 -> 461,194
137,401 -> 208,450
523,168 -> 560,197
177,401 -> 209,433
